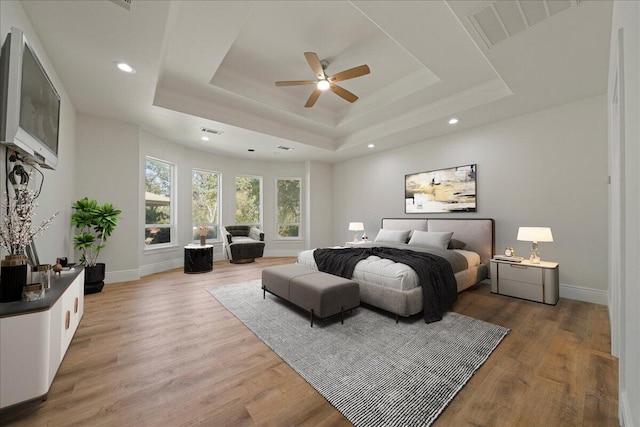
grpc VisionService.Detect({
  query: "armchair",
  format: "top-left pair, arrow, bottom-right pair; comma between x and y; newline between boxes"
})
221,225 -> 265,264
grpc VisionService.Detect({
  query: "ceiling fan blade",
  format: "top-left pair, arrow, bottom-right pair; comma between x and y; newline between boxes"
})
304,52 -> 326,80
275,80 -> 317,86
329,84 -> 358,103
304,88 -> 322,108
329,64 -> 370,83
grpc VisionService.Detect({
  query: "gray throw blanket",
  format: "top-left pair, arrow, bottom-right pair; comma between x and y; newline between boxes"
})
313,247 -> 457,323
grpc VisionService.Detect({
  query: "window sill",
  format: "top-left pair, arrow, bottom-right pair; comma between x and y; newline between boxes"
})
274,238 -> 304,243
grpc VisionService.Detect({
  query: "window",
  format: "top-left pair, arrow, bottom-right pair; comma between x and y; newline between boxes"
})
276,178 -> 301,239
145,157 -> 175,247
235,175 -> 262,226
192,169 -> 221,242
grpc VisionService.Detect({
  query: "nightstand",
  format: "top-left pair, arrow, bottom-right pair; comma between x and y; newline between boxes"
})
490,258 -> 559,305
345,241 -> 370,247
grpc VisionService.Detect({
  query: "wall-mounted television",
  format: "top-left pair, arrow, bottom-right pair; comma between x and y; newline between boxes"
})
0,27 -> 60,170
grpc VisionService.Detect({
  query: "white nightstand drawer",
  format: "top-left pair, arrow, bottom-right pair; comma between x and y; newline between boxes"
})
498,263 -> 543,284
498,278 -> 544,303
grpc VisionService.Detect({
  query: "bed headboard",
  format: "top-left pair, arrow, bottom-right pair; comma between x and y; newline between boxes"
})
381,218 -> 495,265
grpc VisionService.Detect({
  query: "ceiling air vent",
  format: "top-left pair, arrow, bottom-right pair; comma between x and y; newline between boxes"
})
277,146 -> 293,151
110,0 -> 132,11
468,0 -> 576,48
200,127 -> 224,135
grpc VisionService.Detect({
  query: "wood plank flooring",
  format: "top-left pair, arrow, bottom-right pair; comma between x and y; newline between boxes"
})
2,257 -> 618,426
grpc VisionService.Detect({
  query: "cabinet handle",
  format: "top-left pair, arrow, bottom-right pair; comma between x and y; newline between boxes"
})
74,297 -> 79,314
65,311 -> 71,330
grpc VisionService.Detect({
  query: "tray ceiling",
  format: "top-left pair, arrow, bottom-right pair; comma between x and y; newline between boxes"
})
20,0 -> 612,162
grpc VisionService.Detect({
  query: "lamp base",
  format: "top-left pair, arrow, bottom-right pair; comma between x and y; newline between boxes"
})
529,242 -> 540,264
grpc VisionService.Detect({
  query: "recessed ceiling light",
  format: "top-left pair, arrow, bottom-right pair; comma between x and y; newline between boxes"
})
448,118 -> 459,125
368,144 -> 375,148
116,62 -> 135,73
201,136 -> 210,141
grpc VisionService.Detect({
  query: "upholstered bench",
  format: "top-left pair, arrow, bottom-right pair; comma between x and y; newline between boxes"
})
262,264 -> 360,327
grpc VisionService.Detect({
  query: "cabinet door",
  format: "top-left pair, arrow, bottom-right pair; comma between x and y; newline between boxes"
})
0,311 -> 51,408
60,277 -> 82,358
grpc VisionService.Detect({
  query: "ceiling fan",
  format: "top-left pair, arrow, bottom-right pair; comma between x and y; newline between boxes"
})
275,52 -> 370,108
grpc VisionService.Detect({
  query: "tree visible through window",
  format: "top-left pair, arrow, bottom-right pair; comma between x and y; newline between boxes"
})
192,169 -> 220,241
276,178 -> 301,238
235,175 -> 262,226
145,157 -> 174,246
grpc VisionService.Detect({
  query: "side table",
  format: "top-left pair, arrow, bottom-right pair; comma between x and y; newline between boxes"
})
184,245 -> 213,273
490,258 -> 559,305
345,241 -> 370,247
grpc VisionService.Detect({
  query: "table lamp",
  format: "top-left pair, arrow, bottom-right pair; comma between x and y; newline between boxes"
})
349,222 -> 365,242
517,227 -> 553,264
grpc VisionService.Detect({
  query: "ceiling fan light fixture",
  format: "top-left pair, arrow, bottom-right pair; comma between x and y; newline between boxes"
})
317,79 -> 331,91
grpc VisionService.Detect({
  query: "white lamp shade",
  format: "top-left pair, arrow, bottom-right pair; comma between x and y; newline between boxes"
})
348,222 -> 365,232
517,227 -> 553,242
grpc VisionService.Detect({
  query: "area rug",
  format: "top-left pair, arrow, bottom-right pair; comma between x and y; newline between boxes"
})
208,279 -> 509,427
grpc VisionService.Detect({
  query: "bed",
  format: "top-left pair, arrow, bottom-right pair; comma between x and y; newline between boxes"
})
297,218 -> 494,319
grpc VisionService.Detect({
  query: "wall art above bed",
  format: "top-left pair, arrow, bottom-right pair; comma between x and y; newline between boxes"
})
405,164 -> 476,213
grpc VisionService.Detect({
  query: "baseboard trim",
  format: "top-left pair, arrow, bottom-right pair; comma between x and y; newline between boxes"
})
620,390 -> 634,427
559,283 -> 607,305
264,249 -> 301,257
105,268 -> 140,284
140,258 -> 183,277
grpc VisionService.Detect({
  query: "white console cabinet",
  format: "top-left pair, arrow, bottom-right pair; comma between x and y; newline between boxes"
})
0,268 -> 84,410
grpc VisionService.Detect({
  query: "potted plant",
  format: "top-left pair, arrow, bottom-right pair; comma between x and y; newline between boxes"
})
71,197 -> 121,294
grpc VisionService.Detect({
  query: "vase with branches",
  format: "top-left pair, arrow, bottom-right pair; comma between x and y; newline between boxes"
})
0,186 -> 58,302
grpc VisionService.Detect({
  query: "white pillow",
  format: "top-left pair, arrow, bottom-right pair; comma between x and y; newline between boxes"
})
407,230 -> 454,250
374,229 -> 411,244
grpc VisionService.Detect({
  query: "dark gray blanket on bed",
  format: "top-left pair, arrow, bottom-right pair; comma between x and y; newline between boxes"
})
313,247 -> 457,323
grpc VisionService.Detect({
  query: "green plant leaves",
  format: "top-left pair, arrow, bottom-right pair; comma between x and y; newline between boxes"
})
71,197 -> 121,266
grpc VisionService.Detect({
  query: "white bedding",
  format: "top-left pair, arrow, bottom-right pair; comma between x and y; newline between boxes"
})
296,247 -> 480,292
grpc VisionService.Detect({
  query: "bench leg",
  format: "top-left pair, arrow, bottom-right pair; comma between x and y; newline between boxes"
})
263,287 -> 265,299
395,314 -> 399,324
341,306 -> 344,324
310,309 -> 314,328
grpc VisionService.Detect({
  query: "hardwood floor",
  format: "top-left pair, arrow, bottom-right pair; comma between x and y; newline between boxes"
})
2,257 -> 618,426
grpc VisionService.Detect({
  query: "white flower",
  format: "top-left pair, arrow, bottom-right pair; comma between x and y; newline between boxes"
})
0,187 -> 58,256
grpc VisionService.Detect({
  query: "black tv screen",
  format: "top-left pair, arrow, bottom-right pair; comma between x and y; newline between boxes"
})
19,42 -> 60,157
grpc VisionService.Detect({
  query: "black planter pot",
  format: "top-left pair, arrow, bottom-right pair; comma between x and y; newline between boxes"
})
84,263 -> 105,295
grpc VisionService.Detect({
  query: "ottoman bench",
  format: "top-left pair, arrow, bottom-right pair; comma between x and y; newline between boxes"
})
262,264 -> 360,327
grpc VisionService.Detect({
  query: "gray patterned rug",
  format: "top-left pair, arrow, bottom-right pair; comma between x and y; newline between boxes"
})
208,279 -> 509,427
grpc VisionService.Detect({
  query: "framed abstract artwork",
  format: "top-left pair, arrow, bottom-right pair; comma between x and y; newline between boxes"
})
405,164 -> 476,213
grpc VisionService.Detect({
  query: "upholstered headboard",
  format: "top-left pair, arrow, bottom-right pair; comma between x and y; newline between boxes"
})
381,218 -> 495,266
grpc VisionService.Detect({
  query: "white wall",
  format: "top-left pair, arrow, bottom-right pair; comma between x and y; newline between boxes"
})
306,160 -> 334,250
0,1 -> 77,266
76,114 -> 139,283
609,2 -> 640,426
334,95 -> 608,303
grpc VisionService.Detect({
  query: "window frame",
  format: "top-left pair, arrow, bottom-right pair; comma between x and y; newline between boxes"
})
275,177 -> 302,241
191,168 -> 222,244
144,156 -> 177,250
234,174 -> 263,229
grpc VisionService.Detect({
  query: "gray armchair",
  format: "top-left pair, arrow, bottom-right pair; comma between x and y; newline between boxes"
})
221,225 -> 265,264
